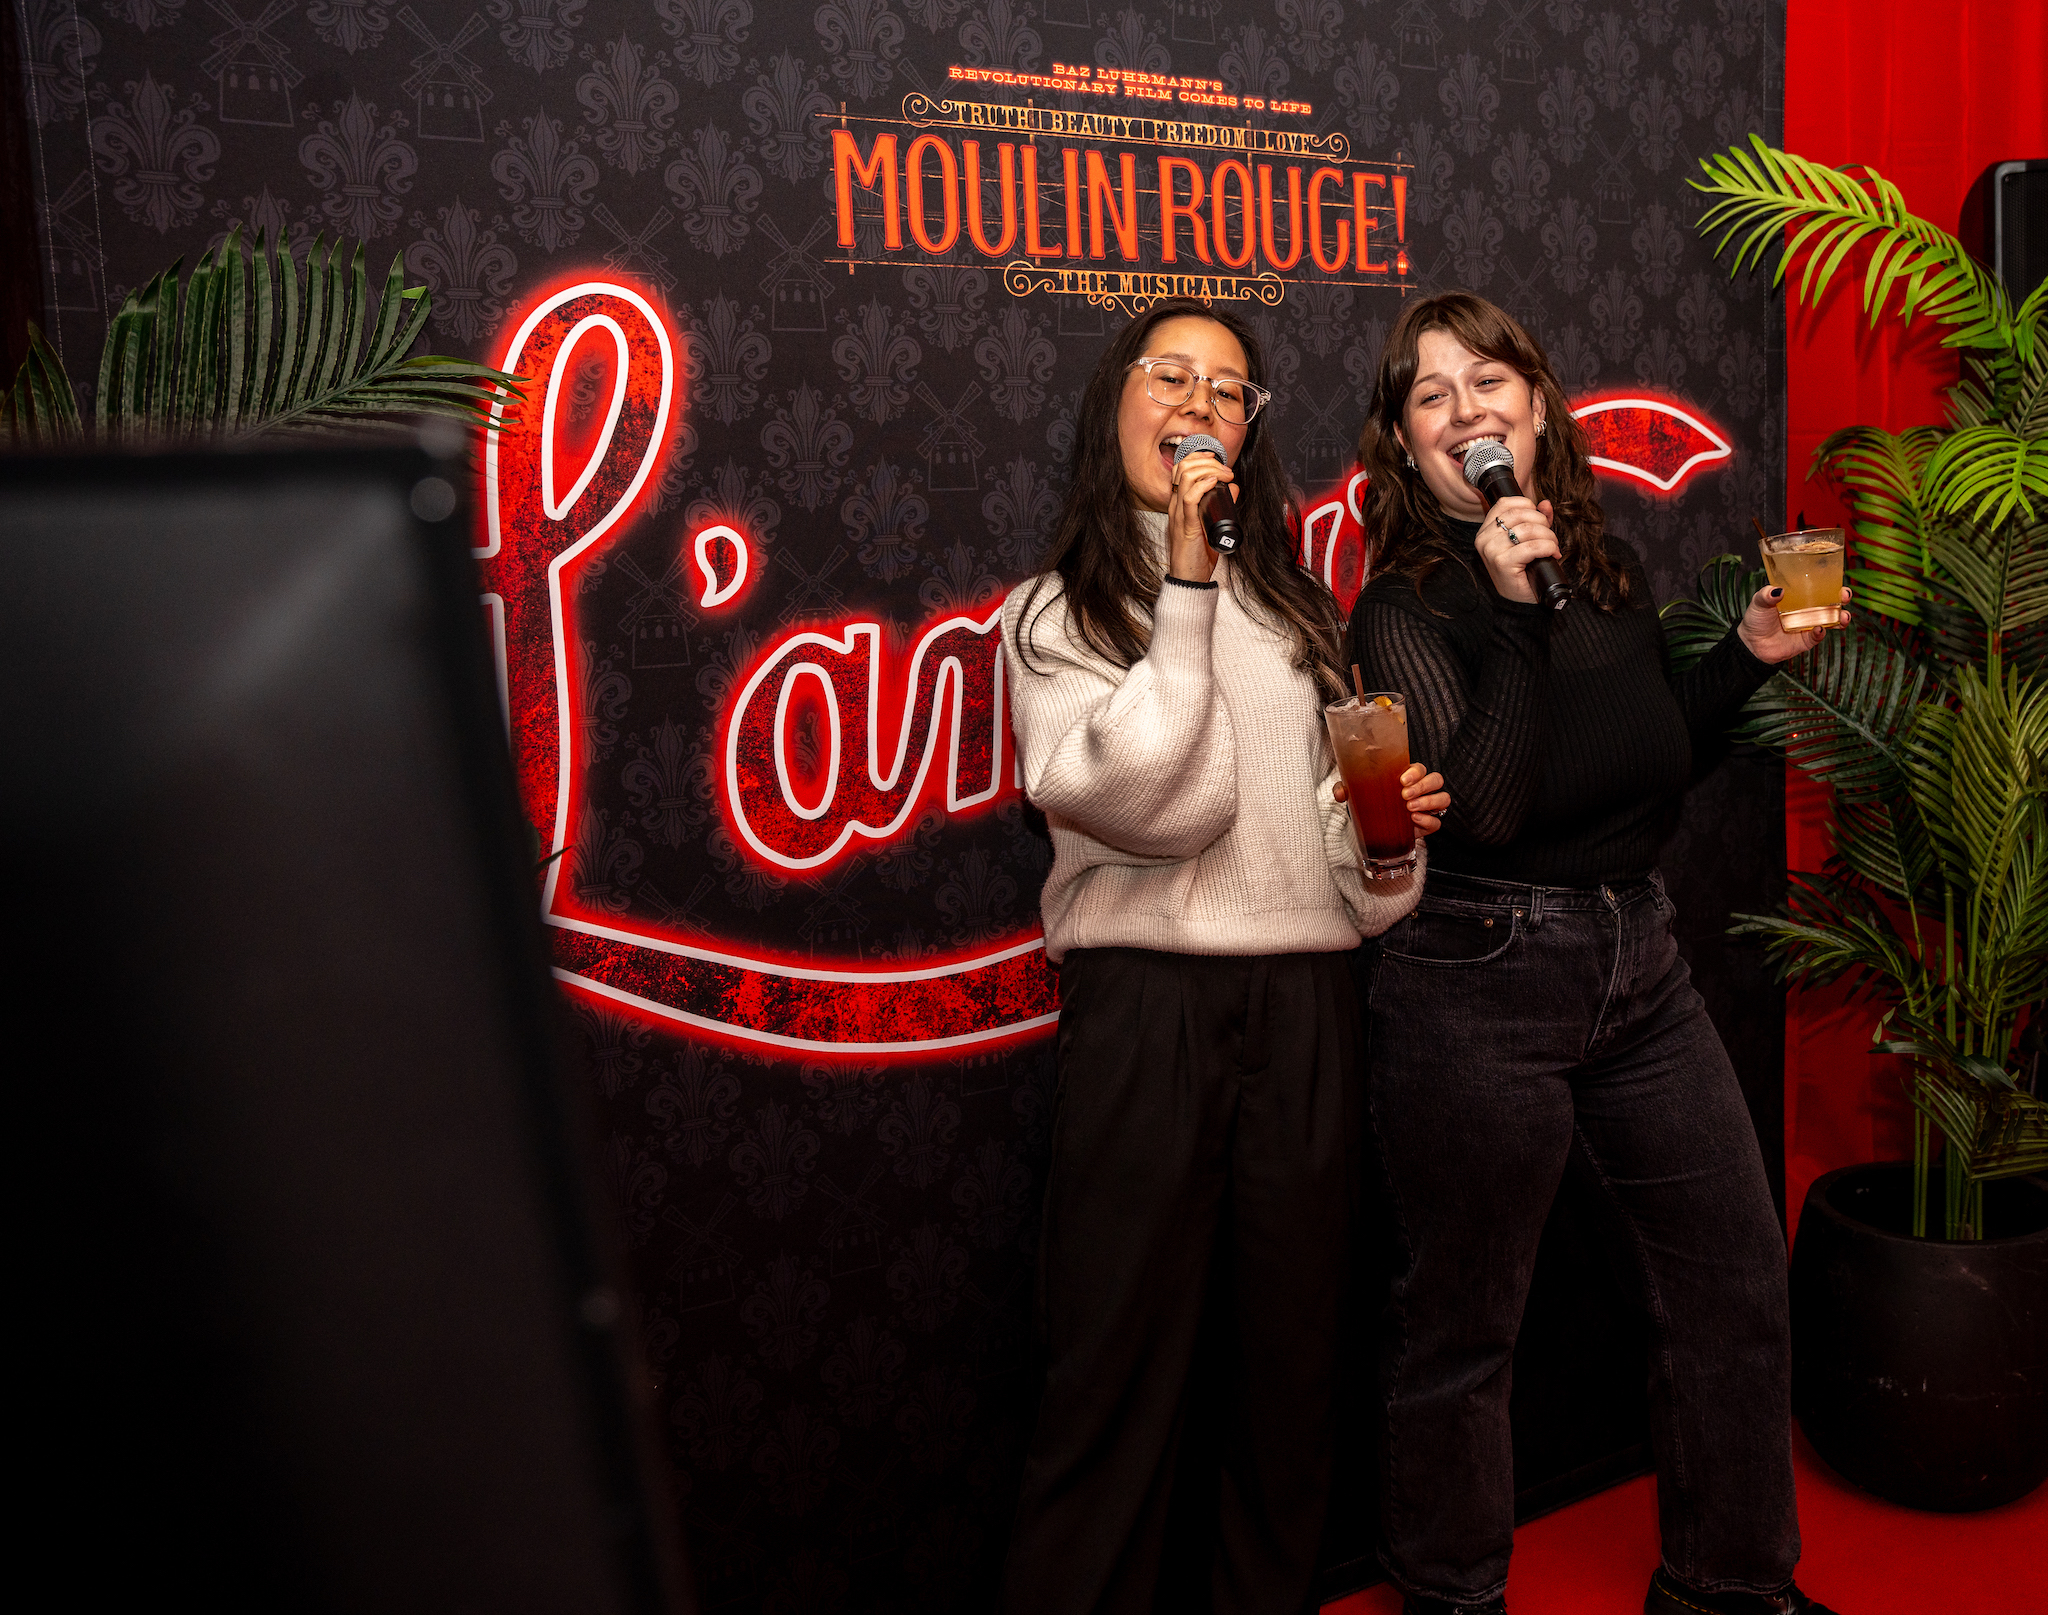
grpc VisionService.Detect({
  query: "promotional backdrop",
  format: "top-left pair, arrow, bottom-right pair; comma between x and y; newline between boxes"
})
17,0 -> 1787,1603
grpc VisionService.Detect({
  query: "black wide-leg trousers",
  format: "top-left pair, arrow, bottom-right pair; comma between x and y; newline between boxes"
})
1001,945 -> 1360,1615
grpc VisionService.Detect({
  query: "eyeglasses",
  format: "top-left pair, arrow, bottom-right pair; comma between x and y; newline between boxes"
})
1126,356 -> 1273,425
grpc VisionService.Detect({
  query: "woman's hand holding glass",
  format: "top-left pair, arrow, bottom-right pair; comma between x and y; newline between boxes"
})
1334,764 -> 1450,837
1735,582 -> 1853,663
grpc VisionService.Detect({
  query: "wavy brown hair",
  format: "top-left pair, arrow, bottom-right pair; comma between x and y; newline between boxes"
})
1358,291 -> 1629,610
1014,297 -> 1347,692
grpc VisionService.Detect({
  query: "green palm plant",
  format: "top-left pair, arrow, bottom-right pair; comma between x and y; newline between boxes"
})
3,224 -> 517,447
1662,138 -> 2048,1239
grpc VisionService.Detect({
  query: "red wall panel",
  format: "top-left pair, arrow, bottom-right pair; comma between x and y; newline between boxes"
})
1782,0 -> 2048,1236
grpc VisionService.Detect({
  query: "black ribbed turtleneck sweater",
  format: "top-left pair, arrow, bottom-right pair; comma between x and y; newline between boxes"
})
1348,521 -> 1775,888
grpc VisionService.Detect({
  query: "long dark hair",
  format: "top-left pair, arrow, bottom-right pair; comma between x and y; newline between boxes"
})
1358,290 -> 1629,610
1014,297 -> 1347,693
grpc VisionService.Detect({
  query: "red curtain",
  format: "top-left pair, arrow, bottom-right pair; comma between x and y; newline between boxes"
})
1782,1 -> 2048,1237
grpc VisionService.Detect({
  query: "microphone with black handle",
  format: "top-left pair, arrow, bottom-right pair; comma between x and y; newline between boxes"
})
1172,433 -> 1243,555
1461,440 -> 1572,610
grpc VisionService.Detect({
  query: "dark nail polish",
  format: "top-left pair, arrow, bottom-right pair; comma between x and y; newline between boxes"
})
1769,587 -> 1783,598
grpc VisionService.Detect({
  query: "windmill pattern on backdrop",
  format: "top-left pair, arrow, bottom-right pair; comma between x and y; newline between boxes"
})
17,0 -> 1786,1605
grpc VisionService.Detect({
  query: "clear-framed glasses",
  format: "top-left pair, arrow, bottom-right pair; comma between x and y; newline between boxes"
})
1126,356 -> 1273,425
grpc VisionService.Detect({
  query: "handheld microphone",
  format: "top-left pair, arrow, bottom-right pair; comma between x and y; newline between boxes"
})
1173,434 -> 1243,555
1461,440 -> 1572,610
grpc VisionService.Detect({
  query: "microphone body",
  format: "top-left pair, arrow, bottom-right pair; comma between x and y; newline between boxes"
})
1460,441 -> 1572,610
1172,434 -> 1243,555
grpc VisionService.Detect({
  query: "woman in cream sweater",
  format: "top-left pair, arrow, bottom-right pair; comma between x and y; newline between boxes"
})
998,298 -> 1446,1614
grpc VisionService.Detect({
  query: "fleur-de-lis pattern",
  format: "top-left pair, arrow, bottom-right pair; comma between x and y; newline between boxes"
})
972,302 -> 1054,423
955,0 -> 1038,69
663,121 -> 762,257
305,0 -> 389,52
30,3 -> 1788,1605
1438,50 -> 1498,155
490,107 -> 597,247
682,293 -> 773,423
1274,0 -> 1341,74
832,295 -> 919,424
821,1315 -> 906,1426
1218,16 -> 1288,97
300,94 -> 418,238
407,194 -> 519,340
486,0 -> 586,73
90,72 -> 220,233
104,0 -> 187,30
576,32 -> 677,175
1332,33 -> 1399,147
656,0 -> 752,86
1492,127 -> 1551,232
21,0 -> 103,126
841,457 -> 928,581
814,0 -> 903,100
901,264 -> 986,352
760,380 -> 853,510
740,51 -> 832,181
1093,5 -> 1170,74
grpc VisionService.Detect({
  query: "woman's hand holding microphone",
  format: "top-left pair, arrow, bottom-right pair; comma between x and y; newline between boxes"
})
1165,450 -> 1233,584
1474,494 -> 1564,606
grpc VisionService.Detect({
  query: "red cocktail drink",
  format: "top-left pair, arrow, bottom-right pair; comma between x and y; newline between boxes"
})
1325,693 -> 1418,880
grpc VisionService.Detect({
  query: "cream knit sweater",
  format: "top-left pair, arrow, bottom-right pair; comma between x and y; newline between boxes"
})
1003,511 -> 1425,963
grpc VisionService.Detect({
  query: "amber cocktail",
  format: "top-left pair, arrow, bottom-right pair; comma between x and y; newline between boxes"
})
1326,693 -> 1417,881
1759,527 -> 1846,630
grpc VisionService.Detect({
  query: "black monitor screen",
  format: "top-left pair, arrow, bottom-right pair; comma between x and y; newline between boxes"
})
3,449 -> 692,1614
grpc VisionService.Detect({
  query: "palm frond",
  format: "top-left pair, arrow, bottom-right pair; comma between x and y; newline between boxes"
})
1921,425 -> 2048,528
1660,553 -> 1762,674
8,223 -> 521,447
1829,796 -> 1937,907
1950,321 -> 2043,434
1929,516 -> 2048,637
1815,425 -> 1945,628
1731,618 -> 1933,799
1691,137 -> 2017,351
2006,279 -> 2048,436
0,323 -> 83,447
1878,1012 -> 2048,1182
1730,871 -> 1923,997
1694,139 -> 2048,1238
1905,663 -> 2048,903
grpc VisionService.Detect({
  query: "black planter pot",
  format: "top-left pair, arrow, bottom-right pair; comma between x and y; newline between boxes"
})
1791,1162 -> 2048,1511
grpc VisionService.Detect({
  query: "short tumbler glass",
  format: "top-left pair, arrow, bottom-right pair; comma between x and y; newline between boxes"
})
1759,526 -> 1846,630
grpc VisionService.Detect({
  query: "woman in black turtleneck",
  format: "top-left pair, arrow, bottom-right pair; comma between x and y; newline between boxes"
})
1349,293 -> 1852,1615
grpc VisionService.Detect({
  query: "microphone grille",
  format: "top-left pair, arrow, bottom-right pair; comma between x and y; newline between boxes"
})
1173,433 -> 1228,466
1460,439 -> 1515,486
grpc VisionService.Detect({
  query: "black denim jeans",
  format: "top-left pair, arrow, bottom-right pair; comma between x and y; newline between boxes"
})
1361,870 -> 1797,1605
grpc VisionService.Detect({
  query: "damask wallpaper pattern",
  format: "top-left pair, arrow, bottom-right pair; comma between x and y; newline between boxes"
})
17,0 -> 1785,1605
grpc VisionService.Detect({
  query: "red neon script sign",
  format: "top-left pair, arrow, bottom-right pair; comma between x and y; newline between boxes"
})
725,614 -> 1012,871
477,279 -> 1056,1056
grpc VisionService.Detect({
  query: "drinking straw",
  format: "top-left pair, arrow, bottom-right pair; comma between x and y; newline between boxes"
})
1352,663 -> 1365,700
1752,516 -> 1771,544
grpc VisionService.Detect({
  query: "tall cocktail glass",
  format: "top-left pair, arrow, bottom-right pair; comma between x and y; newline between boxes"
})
1325,692 -> 1418,881
1759,527 -> 1846,630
